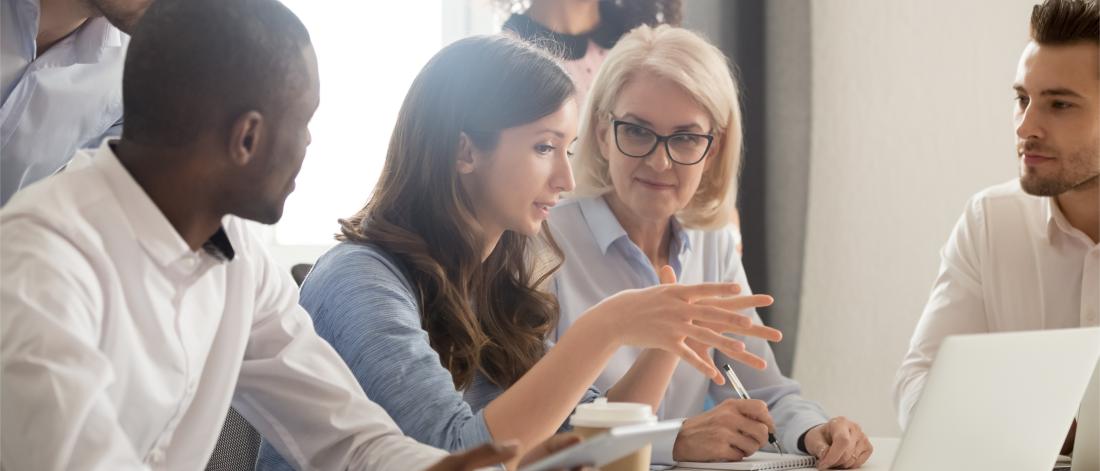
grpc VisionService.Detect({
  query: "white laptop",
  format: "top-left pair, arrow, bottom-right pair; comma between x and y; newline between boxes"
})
892,327 -> 1100,471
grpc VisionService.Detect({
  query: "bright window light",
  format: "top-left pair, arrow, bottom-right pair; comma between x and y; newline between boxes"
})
276,1 -> 444,247
264,1 -> 502,268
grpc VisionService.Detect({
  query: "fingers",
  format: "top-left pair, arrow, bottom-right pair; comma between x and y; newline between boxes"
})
659,265 -> 677,285
734,399 -> 776,433
520,433 -> 584,467
691,319 -> 782,348
737,419 -> 770,449
728,430 -> 764,459
737,324 -> 783,342
667,281 -> 742,301
682,325 -> 747,359
683,304 -> 754,329
540,433 -> 583,454
722,349 -> 768,370
695,294 -> 775,313
818,422 -> 854,469
845,426 -> 872,469
433,441 -> 519,471
852,437 -> 873,468
672,342 -> 720,382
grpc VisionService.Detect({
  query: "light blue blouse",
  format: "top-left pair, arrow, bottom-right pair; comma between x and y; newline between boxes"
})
547,195 -> 829,462
256,241 -> 600,470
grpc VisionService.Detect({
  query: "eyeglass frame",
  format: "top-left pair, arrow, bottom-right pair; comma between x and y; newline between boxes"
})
609,116 -> 715,166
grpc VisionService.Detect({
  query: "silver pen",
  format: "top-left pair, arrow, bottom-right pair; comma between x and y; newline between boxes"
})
722,363 -> 785,455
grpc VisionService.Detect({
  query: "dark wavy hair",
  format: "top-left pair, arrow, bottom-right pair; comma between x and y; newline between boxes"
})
338,35 -> 575,390
496,0 -> 683,27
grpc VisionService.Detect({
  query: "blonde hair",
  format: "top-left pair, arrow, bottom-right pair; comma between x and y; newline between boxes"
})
572,24 -> 743,230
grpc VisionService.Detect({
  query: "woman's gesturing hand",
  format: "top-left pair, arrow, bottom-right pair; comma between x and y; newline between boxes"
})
586,265 -> 777,382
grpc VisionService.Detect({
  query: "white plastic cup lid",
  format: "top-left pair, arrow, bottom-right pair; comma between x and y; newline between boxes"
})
569,398 -> 657,428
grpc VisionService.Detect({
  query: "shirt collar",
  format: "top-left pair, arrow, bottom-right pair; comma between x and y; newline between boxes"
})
577,195 -> 692,257
92,141 -> 236,266
70,17 -> 125,65
1044,194 -> 1097,247
578,195 -> 628,254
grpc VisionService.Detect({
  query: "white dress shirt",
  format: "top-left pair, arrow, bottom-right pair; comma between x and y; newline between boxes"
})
0,142 -> 448,470
0,0 -> 127,205
548,196 -> 829,462
895,180 -> 1100,429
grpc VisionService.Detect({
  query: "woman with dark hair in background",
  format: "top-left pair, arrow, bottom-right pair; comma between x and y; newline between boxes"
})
256,33 -> 780,470
501,0 -> 681,105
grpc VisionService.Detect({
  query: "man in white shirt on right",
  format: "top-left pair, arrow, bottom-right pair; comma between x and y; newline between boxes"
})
895,0 -> 1098,455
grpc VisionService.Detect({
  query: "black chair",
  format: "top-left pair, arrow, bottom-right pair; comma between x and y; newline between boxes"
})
204,407 -> 261,471
291,263 -> 313,287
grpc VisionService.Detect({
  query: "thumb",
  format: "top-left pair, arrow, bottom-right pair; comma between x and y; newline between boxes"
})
659,265 -> 677,285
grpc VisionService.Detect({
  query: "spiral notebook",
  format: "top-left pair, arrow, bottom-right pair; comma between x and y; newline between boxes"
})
676,452 -> 816,470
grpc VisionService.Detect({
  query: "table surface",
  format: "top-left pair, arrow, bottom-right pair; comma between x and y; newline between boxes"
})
668,437 -> 900,470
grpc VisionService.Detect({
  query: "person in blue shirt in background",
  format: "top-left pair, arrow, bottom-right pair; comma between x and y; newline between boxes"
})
0,0 -> 150,204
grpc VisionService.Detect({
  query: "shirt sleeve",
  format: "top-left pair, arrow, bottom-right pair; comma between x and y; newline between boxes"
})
894,196 -> 989,430
1,217 -> 150,470
259,244 -> 495,458
229,234 -> 448,471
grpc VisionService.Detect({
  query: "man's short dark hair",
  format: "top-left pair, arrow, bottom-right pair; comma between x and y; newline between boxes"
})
1030,0 -> 1099,45
122,0 -> 312,147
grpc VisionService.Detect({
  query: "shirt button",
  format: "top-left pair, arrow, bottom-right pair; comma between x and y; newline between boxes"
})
148,449 -> 165,463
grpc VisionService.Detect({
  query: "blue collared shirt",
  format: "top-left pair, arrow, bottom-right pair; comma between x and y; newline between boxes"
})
0,0 -> 127,205
548,195 -> 829,462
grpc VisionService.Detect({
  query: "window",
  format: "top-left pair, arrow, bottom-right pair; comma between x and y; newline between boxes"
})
261,1 -> 503,269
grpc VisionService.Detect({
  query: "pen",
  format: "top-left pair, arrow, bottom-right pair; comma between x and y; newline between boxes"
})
722,363 -> 784,455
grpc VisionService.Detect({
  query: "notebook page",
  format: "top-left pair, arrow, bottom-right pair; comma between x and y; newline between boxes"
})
676,452 -> 816,470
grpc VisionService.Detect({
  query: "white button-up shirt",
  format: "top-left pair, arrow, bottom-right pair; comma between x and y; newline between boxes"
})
0,0 -> 126,205
895,180 -> 1100,429
0,142 -> 447,470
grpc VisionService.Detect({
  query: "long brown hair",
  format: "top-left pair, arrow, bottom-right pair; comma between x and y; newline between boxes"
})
338,35 -> 576,390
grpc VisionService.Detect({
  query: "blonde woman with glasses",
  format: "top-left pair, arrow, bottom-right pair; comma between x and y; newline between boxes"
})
549,25 -> 873,469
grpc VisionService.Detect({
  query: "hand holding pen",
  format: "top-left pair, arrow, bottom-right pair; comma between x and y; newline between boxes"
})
722,363 -> 785,455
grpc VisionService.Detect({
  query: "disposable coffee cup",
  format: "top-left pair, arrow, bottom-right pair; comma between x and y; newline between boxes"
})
569,398 -> 657,471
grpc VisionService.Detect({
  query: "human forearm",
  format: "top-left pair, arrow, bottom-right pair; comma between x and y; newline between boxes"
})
483,313 -> 620,454
605,348 -> 680,409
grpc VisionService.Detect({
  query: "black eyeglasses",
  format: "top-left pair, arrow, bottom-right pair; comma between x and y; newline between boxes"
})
611,118 -> 714,165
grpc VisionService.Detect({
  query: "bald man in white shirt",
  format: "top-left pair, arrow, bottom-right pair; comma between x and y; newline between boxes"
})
895,0 -> 1099,455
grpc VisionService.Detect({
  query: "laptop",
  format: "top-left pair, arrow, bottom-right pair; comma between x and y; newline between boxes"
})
891,327 -> 1100,471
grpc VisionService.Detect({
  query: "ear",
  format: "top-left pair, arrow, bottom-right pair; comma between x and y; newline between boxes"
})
703,135 -> 721,171
456,132 -> 477,175
228,111 -> 264,167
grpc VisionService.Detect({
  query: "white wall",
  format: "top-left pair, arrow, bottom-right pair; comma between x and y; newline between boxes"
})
792,0 -> 1031,437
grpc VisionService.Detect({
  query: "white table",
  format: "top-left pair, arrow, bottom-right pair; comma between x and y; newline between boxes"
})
668,437 -> 900,470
